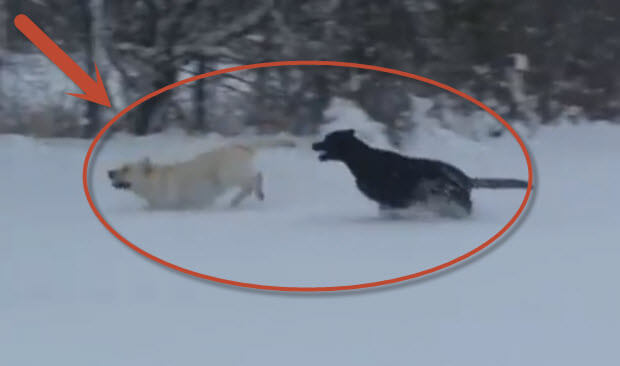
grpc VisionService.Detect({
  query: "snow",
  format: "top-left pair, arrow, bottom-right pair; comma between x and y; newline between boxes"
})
323,98 -> 392,148
2,117 -> 620,364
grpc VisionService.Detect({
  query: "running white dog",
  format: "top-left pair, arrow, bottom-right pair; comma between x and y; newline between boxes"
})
107,139 -> 295,209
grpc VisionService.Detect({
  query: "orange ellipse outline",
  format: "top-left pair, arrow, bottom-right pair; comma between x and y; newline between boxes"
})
83,61 -> 533,292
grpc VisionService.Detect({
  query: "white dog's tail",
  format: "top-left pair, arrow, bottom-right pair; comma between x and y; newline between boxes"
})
243,138 -> 296,151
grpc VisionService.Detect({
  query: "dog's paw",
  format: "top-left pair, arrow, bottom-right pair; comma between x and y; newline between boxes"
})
256,191 -> 265,201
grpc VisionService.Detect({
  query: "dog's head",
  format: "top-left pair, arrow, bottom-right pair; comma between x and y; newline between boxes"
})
108,157 -> 153,190
312,129 -> 359,162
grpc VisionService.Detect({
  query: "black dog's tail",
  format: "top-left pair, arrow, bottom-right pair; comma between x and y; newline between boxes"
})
471,178 -> 528,189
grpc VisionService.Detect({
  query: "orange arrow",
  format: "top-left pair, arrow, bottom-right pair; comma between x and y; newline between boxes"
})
13,14 -> 111,107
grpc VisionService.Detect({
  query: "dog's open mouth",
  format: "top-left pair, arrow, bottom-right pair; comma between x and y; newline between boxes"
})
112,181 -> 131,189
312,142 -> 329,161
317,152 -> 329,161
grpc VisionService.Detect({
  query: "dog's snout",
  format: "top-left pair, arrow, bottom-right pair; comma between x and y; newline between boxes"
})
108,170 -> 115,179
312,142 -> 324,151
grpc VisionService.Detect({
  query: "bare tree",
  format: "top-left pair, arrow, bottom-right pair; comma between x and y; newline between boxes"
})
77,0 -> 103,137
102,0 -> 273,135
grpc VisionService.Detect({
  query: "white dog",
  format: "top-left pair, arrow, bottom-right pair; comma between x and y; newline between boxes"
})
107,139 -> 295,209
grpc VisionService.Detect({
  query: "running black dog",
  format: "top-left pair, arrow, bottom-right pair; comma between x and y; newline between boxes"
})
312,129 -> 528,217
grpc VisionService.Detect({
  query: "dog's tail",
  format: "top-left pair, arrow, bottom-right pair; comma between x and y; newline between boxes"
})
244,138 -> 297,151
471,177 -> 529,189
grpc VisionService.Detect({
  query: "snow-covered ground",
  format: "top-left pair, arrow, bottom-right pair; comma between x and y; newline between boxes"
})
2,120 -> 619,365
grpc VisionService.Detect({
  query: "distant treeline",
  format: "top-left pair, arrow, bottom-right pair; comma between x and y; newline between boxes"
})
1,0 -> 619,140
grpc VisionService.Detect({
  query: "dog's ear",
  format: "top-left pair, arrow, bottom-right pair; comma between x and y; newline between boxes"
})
141,157 -> 153,175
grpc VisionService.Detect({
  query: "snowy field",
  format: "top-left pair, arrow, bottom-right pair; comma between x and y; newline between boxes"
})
2,120 -> 619,365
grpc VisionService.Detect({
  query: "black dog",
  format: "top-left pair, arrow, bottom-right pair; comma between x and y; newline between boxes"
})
312,129 -> 528,217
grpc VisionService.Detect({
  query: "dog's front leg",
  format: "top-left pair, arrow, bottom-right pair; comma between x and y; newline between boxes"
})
378,205 -> 404,220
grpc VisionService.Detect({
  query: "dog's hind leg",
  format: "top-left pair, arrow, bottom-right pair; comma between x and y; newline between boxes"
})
230,188 -> 251,207
230,173 -> 264,207
430,196 -> 472,218
230,186 -> 252,207
254,172 -> 264,201
437,201 -> 471,218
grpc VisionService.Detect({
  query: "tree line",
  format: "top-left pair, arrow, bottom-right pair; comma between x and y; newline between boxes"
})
1,0 -> 619,140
